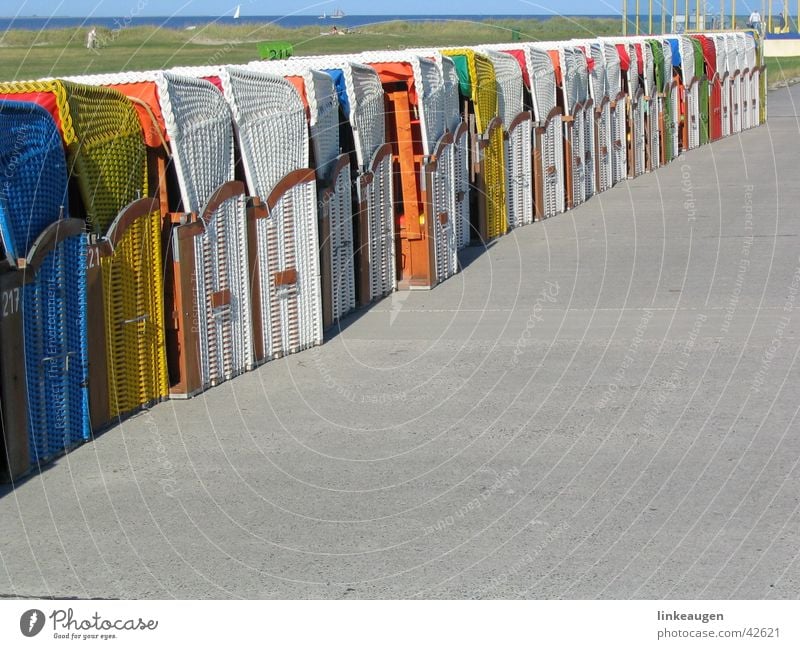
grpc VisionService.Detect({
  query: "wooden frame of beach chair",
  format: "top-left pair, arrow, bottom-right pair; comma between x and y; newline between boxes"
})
440,48 -> 506,244
0,79 -> 169,430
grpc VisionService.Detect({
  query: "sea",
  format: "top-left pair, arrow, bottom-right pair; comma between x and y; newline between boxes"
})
0,14 -> 623,32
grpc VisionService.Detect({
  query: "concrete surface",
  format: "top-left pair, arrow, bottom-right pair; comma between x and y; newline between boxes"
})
2,86 -> 800,600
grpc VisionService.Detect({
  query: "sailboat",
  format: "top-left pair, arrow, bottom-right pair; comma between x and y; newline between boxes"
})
233,4 -> 241,19
330,8 -> 345,19
318,10 -> 327,18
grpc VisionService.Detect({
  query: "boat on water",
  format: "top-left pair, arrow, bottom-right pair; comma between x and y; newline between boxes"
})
318,11 -> 327,18
233,4 -> 241,19
331,8 -> 345,19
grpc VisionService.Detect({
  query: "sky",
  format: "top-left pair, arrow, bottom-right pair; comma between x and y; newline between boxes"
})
6,0 -> 633,17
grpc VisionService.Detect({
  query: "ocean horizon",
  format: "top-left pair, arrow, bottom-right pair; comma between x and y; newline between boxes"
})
1,14 -> 624,32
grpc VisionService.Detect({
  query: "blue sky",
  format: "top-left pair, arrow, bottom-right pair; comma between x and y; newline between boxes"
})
8,0 -> 628,17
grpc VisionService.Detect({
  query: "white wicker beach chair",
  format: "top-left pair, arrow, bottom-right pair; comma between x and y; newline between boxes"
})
571,47 -> 596,199
558,45 -> 587,208
291,57 -> 395,303
603,42 -> 628,185
247,59 -> 356,328
735,32 -> 752,130
587,41 -> 613,193
156,71 -> 254,389
528,45 -> 566,218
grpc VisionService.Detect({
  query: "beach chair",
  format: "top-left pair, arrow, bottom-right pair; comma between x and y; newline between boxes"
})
603,42 -> 628,187
587,41 -> 614,193
439,55 -> 472,249
478,49 -> 532,230
349,51 -> 458,288
742,33 -> 759,127
638,39 -> 662,171
291,57 -> 395,305
646,39 -> 667,165
689,36 -> 710,145
665,36 -> 696,152
627,42 -> 647,176
441,48 -> 506,243
713,35 -> 732,138
547,44 -> 586,209
170,64 -> 324,363
0,78 -> 168,428
736,32 -> 754,130
0,100 -> 88,480
724,34 -> 742,134
661,39 -> 680,161
697,35 -> 723,142
572,47 -> 596,199
242,61 -> 354,330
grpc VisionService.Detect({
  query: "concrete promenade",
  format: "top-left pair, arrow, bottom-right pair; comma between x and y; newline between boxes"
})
1,86 -> 799,599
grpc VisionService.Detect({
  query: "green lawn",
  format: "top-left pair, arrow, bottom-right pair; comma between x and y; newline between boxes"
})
0,18 -> 619,81
765,56 -> 800,87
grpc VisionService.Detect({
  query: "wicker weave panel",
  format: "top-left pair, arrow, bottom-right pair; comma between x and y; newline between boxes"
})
505,115 -> 533,228
482,50 -> 525,128
441,49 -> 498,135
483,122 -> 507,239
100,209 -> 169,417
0,80 -> 147,234
24,233 -> 90,464
0,101 -> 68,261
530,46 -> 558,122
222,67 -> 308,197
430,136 -> 457,283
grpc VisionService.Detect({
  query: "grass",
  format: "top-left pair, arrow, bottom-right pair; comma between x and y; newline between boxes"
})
765,56 -> 800,87
0,18 -> 619,80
